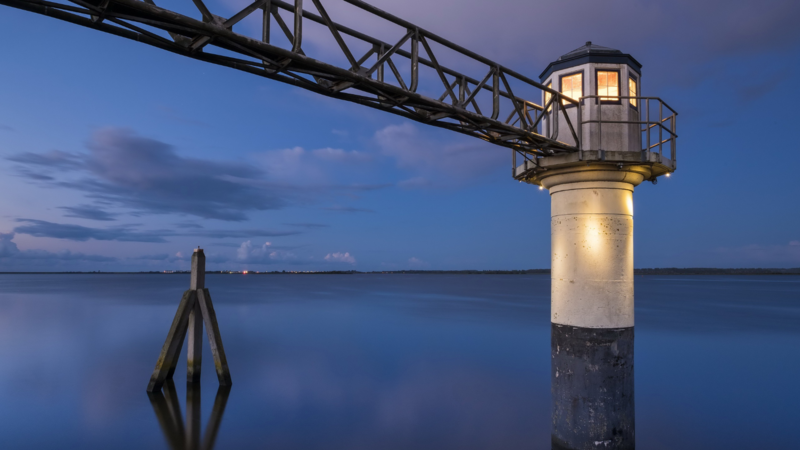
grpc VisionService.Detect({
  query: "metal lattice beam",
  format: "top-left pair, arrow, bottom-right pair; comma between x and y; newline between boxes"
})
0,0 -> 581,155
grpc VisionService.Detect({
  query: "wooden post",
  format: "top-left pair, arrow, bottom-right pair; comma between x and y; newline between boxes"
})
147,290 -> 197,393
187,249 -> 205,383
147,248 -> 232,392
197,288 -> 232,386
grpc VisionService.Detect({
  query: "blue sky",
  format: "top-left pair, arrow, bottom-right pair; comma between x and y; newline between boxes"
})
0,0 -> 798,271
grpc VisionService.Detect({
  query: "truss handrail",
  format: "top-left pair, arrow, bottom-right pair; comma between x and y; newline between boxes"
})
1,0 -> 581,156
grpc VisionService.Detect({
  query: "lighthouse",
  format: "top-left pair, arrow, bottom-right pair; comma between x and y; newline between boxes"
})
515,42 -> 678,450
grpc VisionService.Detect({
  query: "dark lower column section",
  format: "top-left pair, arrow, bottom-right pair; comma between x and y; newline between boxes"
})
551,324 -> 635,450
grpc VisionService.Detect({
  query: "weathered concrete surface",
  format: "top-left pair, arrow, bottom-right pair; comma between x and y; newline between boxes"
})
547,172 -> 641,329
552,324 -> 634,450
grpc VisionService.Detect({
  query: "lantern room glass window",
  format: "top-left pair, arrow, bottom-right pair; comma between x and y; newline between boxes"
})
597,70 -> 619,102
560,73 -> 582,105
629,77 -> 638,107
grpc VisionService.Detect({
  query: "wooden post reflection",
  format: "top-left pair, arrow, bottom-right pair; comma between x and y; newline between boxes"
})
148,382 -> 231,450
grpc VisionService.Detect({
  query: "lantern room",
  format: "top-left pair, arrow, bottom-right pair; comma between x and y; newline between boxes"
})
540,41 -> 641,152
514,42 -> 677,185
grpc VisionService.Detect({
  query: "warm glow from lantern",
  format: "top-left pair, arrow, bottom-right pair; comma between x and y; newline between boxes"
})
629,77 -> 637,107
561,73 -> 582,104
597,71 -> 618,101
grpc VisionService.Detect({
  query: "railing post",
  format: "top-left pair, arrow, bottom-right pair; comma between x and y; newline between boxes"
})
645,98 -> 650,161
671,113 -> 677,169
659,102 -> 663,162
577,98 -> 583,161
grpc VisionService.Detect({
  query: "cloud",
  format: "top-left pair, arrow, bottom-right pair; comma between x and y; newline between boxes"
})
130,252 -> 188,262
0,232 -> 117,269
60,205 -> 117,221
740,70 -> 792,103
174,222 -> 204,229
8,128 -> 290,221
311,147 -> 371,162
7,149 -> 84,170
188,229 -> 300,239
397,177 -> 431,190
285,223 -> 329,228
13,219 -> 167,243
237,240 -> 296,263
0,124 -> 14,132
252,146 -> 379,187
408,257 -> 430,268
324,252 -> 356,264
374,123 -> 506,184
11,218 -> 300,243
324,205 -> 375,213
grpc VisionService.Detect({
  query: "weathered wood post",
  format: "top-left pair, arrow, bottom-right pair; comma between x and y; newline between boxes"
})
147,248 -> 232,393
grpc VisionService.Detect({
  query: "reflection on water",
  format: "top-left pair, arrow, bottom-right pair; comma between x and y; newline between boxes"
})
0,274 -> 798,448
551,325 -> 634,450
148,381 -> 230,450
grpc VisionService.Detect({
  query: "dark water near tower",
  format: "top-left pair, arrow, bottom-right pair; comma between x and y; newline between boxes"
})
0,274 -> 797,449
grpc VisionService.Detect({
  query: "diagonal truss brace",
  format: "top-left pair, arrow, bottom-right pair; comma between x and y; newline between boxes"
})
0,0 -> 582,156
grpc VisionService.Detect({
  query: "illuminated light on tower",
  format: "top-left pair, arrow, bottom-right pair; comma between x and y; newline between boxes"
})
515,42 -> 677,450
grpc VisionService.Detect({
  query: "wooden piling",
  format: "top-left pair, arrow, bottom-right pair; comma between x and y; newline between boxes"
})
197,288 -> 232,386
187,249 -> 205,383
147,290 -> 197,393
147,247 -> 232,392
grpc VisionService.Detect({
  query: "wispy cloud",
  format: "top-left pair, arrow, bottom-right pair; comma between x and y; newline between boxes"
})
324,252 -> 356,264
59,205 -> 117,221
408,257 -> 430,268
311,147 -> 372,163
14,219 -> 167,243
285,223 -> 329,228
374,123 -> 506,185
324,205 -> 375,213
237,240 -> 297,264
11,218 -> 300,243
8,128 -> 290,221
0,232 -> 117,269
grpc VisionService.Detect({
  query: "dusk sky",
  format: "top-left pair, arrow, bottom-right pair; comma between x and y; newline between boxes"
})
0,0 -> 798,271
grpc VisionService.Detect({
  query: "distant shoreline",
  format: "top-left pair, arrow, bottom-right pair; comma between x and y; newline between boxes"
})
0,268 -> 799,275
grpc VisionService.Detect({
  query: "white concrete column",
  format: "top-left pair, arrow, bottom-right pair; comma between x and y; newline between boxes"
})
541,168 -> 646,329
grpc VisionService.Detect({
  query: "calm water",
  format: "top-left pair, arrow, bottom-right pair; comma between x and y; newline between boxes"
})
0,274 -> 798,449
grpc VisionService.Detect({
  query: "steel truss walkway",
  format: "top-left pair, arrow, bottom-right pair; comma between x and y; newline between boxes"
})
0,0 -> 583,156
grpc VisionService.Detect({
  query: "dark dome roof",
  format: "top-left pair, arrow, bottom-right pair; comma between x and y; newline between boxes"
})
539,41 -> 642,82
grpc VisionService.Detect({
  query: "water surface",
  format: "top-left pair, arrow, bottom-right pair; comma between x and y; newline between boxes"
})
0,274 -> 797,449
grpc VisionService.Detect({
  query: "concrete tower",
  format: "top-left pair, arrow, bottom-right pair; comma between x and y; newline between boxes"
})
515,42 -> 677,450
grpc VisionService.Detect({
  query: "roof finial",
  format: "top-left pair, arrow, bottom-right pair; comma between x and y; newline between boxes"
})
586,41 -> 592,46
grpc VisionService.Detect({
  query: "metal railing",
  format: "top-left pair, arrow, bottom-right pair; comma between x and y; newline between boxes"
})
512,95 -> 677,177
578,95 -> 677,165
